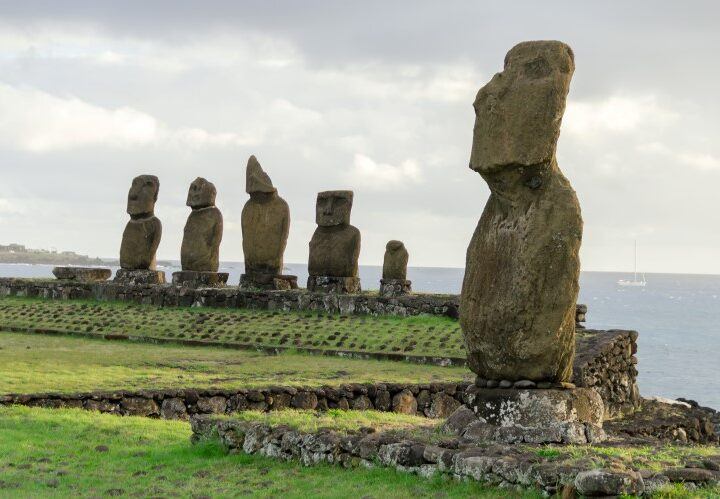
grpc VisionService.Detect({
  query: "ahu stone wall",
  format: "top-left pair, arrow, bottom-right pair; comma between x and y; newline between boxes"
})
0,278 -> 586,324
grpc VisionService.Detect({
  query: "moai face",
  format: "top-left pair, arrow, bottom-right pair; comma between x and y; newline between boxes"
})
186,177 -> 217,209
316,191 -> 353,227
127,175 -> 159,217
470,41 -> 575,175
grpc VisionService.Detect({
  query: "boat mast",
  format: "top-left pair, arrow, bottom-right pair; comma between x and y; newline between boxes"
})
634,240 -> 638,282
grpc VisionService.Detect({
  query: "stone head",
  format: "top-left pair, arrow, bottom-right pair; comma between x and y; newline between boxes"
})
470,40 -> 575,175
386,240 -> 406,253
246,155 -> 276,196
316,190 -> 353,227
186,177 -> 217,209
127,175 -> 159,216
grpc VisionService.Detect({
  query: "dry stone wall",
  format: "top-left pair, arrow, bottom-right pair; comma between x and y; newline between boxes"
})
0,278 -> 587,324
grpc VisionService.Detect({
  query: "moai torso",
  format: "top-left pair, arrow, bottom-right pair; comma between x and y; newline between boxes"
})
180,177 -> 223,272
382,240 -> 409,280
460,41 -> 582,383
120,175 -> 162,270
308,190 -> 360,277
241,156 -> 290,276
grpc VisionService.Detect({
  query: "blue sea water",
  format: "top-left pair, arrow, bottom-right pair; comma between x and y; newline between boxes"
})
1,263 -> 718,409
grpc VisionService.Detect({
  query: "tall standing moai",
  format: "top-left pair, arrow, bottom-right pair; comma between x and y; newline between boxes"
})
307,190 -> 361,294
240,156 -> 297,290
115,175 -> 165,284
460,41 -> 582,384
379,240 -> 411,297
171,177 -> 228,288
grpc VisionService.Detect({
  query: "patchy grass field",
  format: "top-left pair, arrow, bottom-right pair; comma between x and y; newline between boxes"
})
0,406 -> 529,498
0,297 -> 466,357
0,331 -> 471,394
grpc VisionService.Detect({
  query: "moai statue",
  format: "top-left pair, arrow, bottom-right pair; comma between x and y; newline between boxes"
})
307,190 -> 361,293
460,41 -> 582,384
379,240 -> 411,297
172,177 -> 228,287
115,175 -> 165,284
239,156 -> 297,290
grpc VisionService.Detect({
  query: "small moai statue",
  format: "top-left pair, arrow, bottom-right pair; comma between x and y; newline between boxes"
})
115,175 -> 165,284
379,240 -> 411,297
307,190 -> 361,293
172,177 -> 228,287
460,40 -> 582,384
239,156 -> 297,290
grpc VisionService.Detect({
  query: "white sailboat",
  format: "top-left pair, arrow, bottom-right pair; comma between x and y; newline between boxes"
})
617,240 -> 647,287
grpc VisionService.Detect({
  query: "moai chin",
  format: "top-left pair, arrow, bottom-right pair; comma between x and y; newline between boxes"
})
240,155 -> 297,290
173,177 -> 228,287
379,240 -> 411,297
460,41 -> 582,383
116,175 -> 165,284
307,190 -> 361,293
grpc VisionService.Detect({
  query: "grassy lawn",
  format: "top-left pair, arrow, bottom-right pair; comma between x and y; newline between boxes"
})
0,297 -> 466,357
0,331 -> 472,394
0,405 -> 533,498
224,409 -> 438,433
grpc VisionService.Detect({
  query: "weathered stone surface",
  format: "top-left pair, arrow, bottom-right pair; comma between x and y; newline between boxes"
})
460,41 -> 581,382
241,156 -> 292,289
308,191 -> 360,291
240,273 -> 298,290
120,175 -> 162,270
443,406 -> 479,434
392,389 -> 418,415
574,469 -> 644,496
52,267 -> 111,282
379,279 -> 412,298
120,396 -> 159,416
113,269 -> 165,285
171,271 -> 228,288
160,397 -> 188,419
196,396 -> 227,414
306,276 -> 360,294
181,177 -> 223,272
464,387 -> 604,428
382,240 -> 408,280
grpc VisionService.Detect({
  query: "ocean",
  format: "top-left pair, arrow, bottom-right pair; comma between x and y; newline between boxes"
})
1,263 -> 718,410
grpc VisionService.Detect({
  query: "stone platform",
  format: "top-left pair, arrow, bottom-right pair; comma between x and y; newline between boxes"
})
52,266 -> 111,282
451,386 -> 606,444
307,275 -> 361,294
379,278 -> 412,297
114,269 -> 166,285
240,273 -> 298,290
171,271 -> 229,288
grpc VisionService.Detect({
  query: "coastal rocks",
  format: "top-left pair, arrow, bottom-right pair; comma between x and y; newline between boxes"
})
240,156 -> 297,290
173,177 -> 226,288
460,40 -> 581,382
379,240 -> 411,297
117,175 -> 165,284
52,267 -> 111,282
307,191 -> 361,294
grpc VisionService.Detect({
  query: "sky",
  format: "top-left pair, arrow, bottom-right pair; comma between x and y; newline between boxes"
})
1,1 -> 719,273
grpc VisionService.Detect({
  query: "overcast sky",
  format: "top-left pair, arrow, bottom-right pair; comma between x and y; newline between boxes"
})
1,1 -> 719,273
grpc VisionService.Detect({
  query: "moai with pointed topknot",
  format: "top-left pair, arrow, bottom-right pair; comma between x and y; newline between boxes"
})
379,240 -> 411,297
172,177 -> 228,287
115,174 -> 165,284
460,41 -> 582,384
240,155 -> 297,290
307,190 -> 361,293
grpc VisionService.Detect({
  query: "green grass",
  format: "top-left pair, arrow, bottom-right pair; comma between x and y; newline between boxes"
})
0,405 -> 533,498
0,331 -> 472,394
221,409 -> 438,433
0,296 -> 466,357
